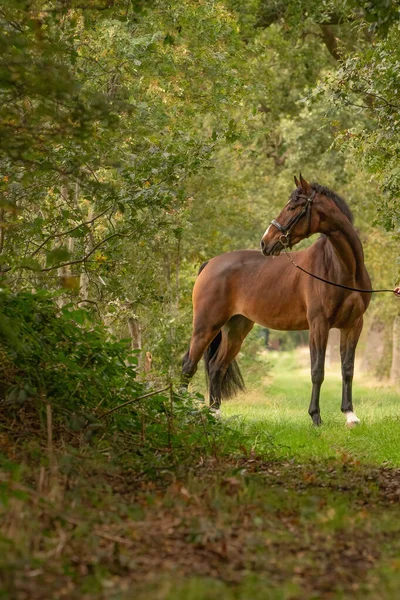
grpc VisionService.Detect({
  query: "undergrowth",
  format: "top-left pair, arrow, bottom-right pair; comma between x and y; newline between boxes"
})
0,288 -> 274,476
0,290 -> 277,598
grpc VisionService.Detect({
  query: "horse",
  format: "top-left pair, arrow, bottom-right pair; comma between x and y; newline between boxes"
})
182,174 -> 371,426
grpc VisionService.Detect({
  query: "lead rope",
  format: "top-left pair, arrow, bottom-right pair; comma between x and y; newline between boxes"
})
282,246 -> 395,294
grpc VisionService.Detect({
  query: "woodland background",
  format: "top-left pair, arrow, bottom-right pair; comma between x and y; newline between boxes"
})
2,2 -> 400,598
1,0 -> 400,381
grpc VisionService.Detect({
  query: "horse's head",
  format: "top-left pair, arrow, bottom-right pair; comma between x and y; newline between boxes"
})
260,174 -> 317,256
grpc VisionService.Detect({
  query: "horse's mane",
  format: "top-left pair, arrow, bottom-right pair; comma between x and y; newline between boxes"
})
291,182 -> 354,224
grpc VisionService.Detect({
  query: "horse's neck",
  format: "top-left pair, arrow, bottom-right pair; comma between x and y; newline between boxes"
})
325,221 -> 365,280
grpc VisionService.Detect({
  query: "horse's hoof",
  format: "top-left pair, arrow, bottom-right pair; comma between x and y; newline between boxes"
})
210,407 -> 221,419
312,415 -> 323,427
345,412 -> 360,428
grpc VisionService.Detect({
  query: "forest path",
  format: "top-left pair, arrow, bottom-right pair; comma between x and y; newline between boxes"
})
4,351 -> 400,599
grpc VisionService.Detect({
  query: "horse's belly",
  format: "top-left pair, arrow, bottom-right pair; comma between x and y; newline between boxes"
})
221,260 -> 310,330
238,296 -> 309,331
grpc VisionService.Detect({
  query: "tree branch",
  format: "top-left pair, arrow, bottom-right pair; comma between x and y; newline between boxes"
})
99,386 -> 171,419
0,231 -> 128,275
354,89 -> 400,110
30,205 -> 113,258
40,231 -> 128,272
319,24 -> 341,61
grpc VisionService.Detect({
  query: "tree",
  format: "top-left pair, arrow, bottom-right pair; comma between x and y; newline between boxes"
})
1,0 -> 399,377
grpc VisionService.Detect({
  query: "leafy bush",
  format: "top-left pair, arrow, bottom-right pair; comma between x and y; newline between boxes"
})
0,289 -> 272,472
0,289 -> 143,416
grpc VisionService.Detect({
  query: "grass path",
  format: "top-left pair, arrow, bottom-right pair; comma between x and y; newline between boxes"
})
223,348 -> 400,465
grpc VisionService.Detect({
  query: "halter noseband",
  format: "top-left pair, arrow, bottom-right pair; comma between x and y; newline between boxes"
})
270,190 -> 316,247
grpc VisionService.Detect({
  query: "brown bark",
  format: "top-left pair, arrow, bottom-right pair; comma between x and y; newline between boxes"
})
57,181 -> 75,305
79,198 -> 93,302
390,316 -> 400,383
361,320 -> 385,374
326,328 -> 340,368
319,24 -> 341,60
127,314 -> 141,351
144,351 -> 152,373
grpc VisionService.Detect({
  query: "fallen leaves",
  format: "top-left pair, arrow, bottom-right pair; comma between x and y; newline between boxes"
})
2,456 -> 400,599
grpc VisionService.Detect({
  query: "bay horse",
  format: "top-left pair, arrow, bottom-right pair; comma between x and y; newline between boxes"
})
182,174 -> 371,426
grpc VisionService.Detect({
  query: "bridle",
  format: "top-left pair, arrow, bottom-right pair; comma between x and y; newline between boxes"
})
270,190 -> 316,248
268,189 -> 395,294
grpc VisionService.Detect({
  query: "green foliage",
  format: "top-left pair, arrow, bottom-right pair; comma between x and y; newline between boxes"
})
0,0 -> 249,270
0,288 -> 142,415
1,0 -> 398,376
322,15 -> 400,233
0,289 -> 270,475
2,5 -> 400,597
1,0 -> 400,455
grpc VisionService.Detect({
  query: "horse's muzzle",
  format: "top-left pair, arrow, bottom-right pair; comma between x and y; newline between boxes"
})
260,238 -> 282,257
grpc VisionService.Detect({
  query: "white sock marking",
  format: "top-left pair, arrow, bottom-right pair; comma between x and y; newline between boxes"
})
345,411 -> 360,426
211,408 -> 221,419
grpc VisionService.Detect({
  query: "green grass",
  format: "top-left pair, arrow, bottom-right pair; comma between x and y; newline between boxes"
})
219,348 -> 400,465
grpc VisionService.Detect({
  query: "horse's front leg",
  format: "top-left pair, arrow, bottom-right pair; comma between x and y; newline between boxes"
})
308,318 -> 329,426
340,318 -> 363,427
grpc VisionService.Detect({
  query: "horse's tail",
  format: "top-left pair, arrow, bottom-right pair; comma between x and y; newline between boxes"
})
198,260 -> 209,275
203,331 -> 245,400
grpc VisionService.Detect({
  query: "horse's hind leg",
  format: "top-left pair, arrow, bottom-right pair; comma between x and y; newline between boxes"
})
340,318 -> 363,427
181,322 -> 223,391
208,315 -> 254,409
308,318 -> 329,426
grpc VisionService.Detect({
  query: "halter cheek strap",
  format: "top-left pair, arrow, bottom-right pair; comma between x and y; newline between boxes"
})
270,190 -> 316,247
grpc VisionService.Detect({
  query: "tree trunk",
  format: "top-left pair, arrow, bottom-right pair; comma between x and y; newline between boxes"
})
57,181 -> 75,306
361,320 -> 385,374
127,317 -> 141,351
319,25 -> 341,60
126,307 -> 141,351
390,315 -> 400,383
80,199 -> 94,302
144,351 -> 152,373
326,328 -> 340,368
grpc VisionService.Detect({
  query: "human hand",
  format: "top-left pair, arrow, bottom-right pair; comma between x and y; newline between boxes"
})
394,287 -> 400,297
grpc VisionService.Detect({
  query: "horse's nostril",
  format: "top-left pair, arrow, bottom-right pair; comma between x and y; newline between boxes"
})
260,239 -> 265,250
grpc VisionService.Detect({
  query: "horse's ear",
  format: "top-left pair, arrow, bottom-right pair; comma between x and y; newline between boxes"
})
294,175 -> 300,188
299,173 -> 312,194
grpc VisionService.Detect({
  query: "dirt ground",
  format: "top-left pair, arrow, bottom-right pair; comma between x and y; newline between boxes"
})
2,454 -> 400,599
